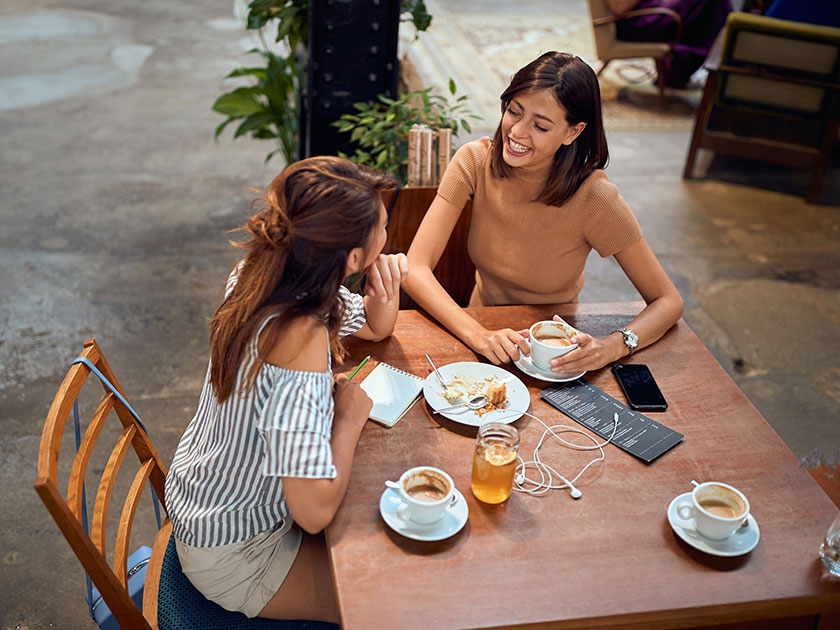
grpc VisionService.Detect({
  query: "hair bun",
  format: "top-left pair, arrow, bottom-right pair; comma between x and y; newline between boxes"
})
250,212 -> 293,251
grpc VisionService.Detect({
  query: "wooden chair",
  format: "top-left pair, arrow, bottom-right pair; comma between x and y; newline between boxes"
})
381,186 -> 475,310
34,338 -> 169,629
35,339 -> 334,629
587,0 -> 683,105
683,12 -> 840,203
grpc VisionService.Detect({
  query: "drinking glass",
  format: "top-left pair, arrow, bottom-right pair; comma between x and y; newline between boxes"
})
820,513 -> 840,577
471,422 -> 519,504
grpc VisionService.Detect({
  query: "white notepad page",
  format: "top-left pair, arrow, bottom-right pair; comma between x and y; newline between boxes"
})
359,362 -> 424,427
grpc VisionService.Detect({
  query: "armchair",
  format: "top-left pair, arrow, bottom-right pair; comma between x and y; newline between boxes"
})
587,0 -> 683,105
683,12 -> 840,203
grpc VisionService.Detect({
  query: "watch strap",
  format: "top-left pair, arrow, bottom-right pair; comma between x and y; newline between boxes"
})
613,327 -> 638,355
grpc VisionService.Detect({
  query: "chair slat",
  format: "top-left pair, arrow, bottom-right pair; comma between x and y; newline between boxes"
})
115,459 -> 155,588
114,396 -> 170,506
91,424 -> 137,555
67,393 -> 116,521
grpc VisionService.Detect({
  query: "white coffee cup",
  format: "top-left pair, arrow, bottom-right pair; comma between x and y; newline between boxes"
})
677,481 -> 750,540
392,466 -> 457,525
529,320 -> 579,372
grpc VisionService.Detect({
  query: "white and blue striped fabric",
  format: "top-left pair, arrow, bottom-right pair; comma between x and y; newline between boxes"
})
166,263 -> 366,548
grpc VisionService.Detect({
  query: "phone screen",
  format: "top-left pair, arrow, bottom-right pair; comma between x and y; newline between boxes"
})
612,363 -> 668,411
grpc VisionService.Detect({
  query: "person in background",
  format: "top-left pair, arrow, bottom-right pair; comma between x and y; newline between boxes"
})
763,0 -> 840,28
165,156 -> 407,622
404,52 -> 683,376
607,0 -> 733,88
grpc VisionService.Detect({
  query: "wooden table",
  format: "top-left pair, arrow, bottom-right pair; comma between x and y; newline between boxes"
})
329,303 -> 840,630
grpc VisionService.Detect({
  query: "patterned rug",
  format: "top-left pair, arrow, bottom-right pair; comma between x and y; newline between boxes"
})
404,2 -> 702,132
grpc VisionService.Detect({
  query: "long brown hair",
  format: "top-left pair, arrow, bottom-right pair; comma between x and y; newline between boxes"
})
490,51 -> 609,206
209,156 -> 395,403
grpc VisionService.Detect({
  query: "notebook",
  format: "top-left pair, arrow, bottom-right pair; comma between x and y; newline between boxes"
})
359,361 -> 425,427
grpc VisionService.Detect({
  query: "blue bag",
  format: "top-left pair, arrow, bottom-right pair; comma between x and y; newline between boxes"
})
86,545 -> 152,630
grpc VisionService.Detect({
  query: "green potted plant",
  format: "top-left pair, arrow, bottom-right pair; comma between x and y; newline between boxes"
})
331,79 -> 481,184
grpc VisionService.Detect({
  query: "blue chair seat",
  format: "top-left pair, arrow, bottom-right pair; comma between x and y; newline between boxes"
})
157,532 -> 338,630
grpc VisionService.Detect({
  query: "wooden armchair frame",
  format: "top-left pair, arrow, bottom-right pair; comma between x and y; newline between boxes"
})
683,13 -> 840,203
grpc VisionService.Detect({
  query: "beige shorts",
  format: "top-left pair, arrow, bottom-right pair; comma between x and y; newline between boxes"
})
175,518 -> 303,618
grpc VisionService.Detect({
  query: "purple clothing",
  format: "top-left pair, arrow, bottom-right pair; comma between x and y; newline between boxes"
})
615,0 -> 733,87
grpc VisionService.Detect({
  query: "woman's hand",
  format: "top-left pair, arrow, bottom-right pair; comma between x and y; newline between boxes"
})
468,327 -> 531,365
548,315 -> 624,373
332,373 -> 372,431
353,253 -> 408,341
365,253 -> 409,305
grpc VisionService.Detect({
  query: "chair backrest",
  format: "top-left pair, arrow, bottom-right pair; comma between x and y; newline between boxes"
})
587,0 -> 618,56
34,338 -> 168,630
381,186 -> 475,309
717,12 -> 840,117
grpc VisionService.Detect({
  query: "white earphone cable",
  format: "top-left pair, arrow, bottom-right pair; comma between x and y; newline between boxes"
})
493,410 -> 619,499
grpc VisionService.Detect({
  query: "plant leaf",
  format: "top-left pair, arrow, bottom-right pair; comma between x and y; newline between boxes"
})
234,112 -> 276,138
212,88 -> 264,117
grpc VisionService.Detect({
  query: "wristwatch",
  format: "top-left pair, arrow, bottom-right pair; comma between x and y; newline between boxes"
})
613,327 -> 639,355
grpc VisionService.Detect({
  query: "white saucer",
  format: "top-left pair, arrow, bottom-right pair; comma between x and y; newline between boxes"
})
667,492 -> 760,557
379,487 -> 468,541
513,354 -> 586,383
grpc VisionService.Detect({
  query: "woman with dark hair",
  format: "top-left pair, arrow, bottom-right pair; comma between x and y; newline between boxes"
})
165,156 -> 407,622
404,52 -> 683,375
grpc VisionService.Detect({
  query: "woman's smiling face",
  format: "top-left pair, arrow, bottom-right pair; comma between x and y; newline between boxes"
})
500,88 -> 585,171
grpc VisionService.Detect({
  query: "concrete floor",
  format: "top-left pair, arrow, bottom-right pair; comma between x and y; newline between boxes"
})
1,0 -> 838,628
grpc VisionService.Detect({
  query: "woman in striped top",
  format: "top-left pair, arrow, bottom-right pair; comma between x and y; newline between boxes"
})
404,51 -> 683,373
165,156 -> 407,622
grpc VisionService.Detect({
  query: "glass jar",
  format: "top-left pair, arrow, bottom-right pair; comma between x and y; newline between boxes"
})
471,422 -> 520,504
820,512 -> 840,577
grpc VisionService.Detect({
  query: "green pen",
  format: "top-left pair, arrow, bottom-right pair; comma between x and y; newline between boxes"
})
347,355 -> 370,381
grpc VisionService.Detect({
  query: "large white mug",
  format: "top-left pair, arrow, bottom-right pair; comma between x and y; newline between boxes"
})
391,466 -> 457,525
529,320 -> 579,372
677,481 -> 750,540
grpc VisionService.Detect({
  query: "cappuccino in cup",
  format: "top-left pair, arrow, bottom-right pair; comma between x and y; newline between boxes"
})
394,466 -> 457,525
677,481 -> 750,540
529,320 -> 580,372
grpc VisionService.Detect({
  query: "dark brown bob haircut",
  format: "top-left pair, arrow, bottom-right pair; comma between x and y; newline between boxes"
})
490,51 -> 609,206
209,156 -> 395,403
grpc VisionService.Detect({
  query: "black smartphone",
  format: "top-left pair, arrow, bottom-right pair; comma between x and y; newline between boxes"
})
611,363 -> 668,412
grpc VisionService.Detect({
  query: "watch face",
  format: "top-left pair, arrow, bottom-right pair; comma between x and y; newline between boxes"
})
626,330 -> 639,347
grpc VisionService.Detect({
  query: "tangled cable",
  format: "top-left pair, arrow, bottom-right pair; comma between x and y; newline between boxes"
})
493,410 -> 619,499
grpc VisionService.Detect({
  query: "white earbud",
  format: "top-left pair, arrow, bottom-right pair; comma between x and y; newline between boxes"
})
510,412 -> 618,500
558,475 -> 583,499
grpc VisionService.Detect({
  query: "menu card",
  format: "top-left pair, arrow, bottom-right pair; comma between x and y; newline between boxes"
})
539,379 -> 683,463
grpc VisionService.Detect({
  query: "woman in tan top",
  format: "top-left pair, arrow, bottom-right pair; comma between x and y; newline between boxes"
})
404,52 -> 683,375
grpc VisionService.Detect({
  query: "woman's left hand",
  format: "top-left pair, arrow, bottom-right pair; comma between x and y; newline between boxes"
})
365,253 -> 409,305
548,317 -> 621,373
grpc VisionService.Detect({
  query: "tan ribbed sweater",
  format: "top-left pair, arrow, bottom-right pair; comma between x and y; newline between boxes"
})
437,137 -> 643,306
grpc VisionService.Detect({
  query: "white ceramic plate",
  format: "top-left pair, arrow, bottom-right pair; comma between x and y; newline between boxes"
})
513,353 -> 586,383
423,361 -> 529,426
667,492 -> 760,557
380,487 -> 468,541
